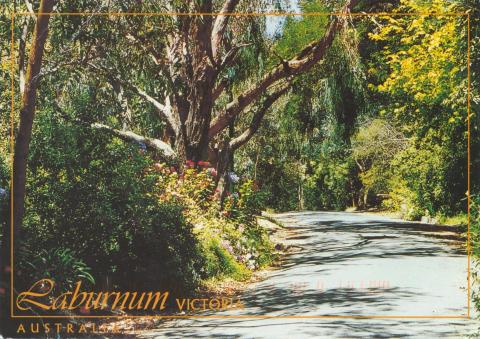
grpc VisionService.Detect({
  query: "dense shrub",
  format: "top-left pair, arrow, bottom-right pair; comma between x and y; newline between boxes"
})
8,110 -> 273,302
201,237 -> 250,281
0,156 -> 8,246
120,203 -> 204,293
18,118 -> 205,295
154,162 -> 274,276
224,179 -> 268,223
304,126 -> 357,211
383,132 -> 467,220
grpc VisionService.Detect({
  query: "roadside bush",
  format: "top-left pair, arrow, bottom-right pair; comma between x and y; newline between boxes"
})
384,134 -> 466,220
0,156 -> 8,246
14,112 -> 274,303
18,247 -> 95,293
471,195 -> 480,316
251,159 -> 304,212
383,178 -> 424,220
200,237 -> 250,281
21,119 -> 205,295
122,203 -> 205,293
304,157 -> 355,211
224,179 -> 268,223
237,180 -> 268,218
153,161 -> 274,278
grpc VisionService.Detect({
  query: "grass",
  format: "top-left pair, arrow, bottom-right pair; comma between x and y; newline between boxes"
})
437,213 -> 468,226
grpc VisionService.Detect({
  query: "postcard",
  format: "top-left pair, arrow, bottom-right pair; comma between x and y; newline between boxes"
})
0,0 -> 478,338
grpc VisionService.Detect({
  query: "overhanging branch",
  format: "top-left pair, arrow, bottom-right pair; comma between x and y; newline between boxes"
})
230,83 -> 291,150
208,0 -> 358,139
87,62 -> 178,134
218,42 -> 253,72
91,123 -> 177,162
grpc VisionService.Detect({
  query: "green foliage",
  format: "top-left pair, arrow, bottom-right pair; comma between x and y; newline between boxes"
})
304,122 -> 356,210
224,180 -> 268,223
471,195 -> 480,257
238,5 -> 367,212
364,0 -> 471,217
19,247 -> 94,292
385,138 -> 466,219
436,213 -> 468,226
471,195 -> 480,314
151,161 -> 274,278
274,1 -> 328,59
20,116 -> 204,294
154,163 -> 217,215
201,238 -> 250,281
239,0 -> 474,221
237,180 -> 266,216
0,157 -> 8,246
349,118 -> 407,208
123,203 -> 204,293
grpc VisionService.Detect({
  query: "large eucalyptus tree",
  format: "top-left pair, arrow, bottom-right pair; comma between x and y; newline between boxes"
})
10,0 -> 360,232
85,0 -> 359,172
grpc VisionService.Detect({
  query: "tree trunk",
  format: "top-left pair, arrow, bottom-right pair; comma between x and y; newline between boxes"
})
3,0 -> 54,332
215,140 -> 231,208
167,8 -> 217,165
12,0 -> 54,244
363,188 -> 369,209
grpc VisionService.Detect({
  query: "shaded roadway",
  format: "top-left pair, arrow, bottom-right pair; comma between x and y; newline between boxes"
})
139,211 -> 478,338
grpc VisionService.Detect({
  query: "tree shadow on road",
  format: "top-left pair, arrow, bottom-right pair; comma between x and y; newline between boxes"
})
138,213 -> 470,338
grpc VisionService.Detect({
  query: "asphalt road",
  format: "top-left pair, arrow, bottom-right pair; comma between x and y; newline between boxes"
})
139,211 -> 479,338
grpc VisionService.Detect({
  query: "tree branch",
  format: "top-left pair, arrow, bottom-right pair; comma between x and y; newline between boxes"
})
230,84 -> 291,150
211,0 -> 240,62
130,84 -> 178,134
218,42 -> 252,72
87,62 -> 179,134
18,16 -> 31,95
125,32 -> 164,66
209,0 -> 358,139
91,123 -> 177,162
212,78 -> 229,101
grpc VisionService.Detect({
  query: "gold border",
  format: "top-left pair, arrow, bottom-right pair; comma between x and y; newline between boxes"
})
9,11 -> 472,320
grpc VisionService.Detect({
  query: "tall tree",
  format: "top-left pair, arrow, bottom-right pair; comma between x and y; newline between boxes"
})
12,0 -> 54,241
90,0 -> 359,179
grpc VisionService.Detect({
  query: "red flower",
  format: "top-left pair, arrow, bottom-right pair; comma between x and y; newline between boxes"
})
185,160 -> 195,168
209,168 -> 218,177
198,161 -> 211,167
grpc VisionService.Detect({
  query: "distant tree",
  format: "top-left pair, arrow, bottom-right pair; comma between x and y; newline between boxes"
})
351,118 -> 407,207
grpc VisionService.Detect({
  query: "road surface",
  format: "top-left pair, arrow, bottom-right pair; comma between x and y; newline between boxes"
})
139,211 -> 478,338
